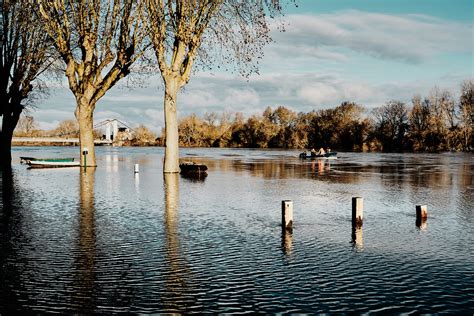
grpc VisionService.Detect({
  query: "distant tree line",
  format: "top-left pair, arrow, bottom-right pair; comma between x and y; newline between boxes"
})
171,81 -> 473,152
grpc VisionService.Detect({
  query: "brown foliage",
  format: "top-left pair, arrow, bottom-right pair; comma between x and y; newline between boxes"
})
173,81 -> 471,152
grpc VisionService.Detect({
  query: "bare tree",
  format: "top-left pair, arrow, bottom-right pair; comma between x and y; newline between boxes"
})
0,0 -> 52,168
14,115 -> 38,136
52,119 -> 79,137
38,0 -> 149,167
146,0 -> 293,172
408,95 -> 430,151
373,101 -> 408,151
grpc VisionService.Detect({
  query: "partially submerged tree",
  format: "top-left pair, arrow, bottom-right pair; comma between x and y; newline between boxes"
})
0,0 -> 52,168
38,0 -> 149,166
146,0 -> 294,172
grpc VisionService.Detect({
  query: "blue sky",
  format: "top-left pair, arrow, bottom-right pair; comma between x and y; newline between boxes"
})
33,0 -> 473,133
290,0 -> 473,21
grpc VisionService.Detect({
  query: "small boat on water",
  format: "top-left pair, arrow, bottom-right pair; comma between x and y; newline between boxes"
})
21,157 -> 80,168
27,160 -> 81,168
20,156 -> 76,164
179,162 -> 208,175
299,152 -> 337,159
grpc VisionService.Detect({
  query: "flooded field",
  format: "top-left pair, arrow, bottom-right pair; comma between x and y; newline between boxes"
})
1,147 -> 473,313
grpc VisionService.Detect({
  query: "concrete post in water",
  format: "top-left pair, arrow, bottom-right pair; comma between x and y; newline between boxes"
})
416,217 -> 427,230
352,197 -> 363,227
416,205 -> 428,229
134,163 -> 139,174
416,205 -> 427,220
351,226 -> 363,249
282,229 -> 293,256
282,200 -> 293,229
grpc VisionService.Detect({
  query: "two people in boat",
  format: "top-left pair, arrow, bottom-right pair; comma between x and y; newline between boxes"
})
302,147 -> 331,157
311,147 -> 326,156
311,147 -> 331,156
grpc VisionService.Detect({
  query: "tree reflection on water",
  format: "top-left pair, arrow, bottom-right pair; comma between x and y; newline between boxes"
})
0,169 -> 16,313
162,173 -> 191,311
73,168 -> 97,312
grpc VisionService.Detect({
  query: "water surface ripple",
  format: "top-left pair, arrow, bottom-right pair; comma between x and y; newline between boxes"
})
0,147 -> 473,313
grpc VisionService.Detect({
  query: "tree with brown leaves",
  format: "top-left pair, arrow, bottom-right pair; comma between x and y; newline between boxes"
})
459,80 -> 473,151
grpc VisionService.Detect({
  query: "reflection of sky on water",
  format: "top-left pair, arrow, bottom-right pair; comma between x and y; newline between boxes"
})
0,147 -> 473,313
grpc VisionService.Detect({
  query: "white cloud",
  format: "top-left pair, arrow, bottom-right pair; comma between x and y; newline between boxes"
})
144,109 -> 163,125
37,120 -> 62,131
223,88 -> 260,107
298,82 -> 339,104
269,10 -> 473,63
101,93 -> 159,103
180,89 -> 220,109
33,109 -> 75,122
94,110 -> 125,122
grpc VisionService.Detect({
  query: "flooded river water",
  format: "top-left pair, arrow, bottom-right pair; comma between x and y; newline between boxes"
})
1,147 -> 473,313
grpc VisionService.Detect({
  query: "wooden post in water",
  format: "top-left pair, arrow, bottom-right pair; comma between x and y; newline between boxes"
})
416,205 -> 428,220
352,197 -> 363,227
282,229 -> 293,256
351,226 -> 363,249
282,200 -> 293,229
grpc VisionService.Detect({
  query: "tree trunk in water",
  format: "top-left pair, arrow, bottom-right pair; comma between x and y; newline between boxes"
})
0,130 -> 13,169
75,103 -> 97,167
163,80 -> 180,173
0,106 -> 21,169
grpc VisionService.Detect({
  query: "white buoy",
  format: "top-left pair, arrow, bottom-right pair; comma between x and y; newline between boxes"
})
134,163 -> 139,173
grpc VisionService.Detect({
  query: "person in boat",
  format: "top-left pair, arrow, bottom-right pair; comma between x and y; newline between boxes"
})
299,149 -> 307,158
316,147 -> 326,155
310,148 -> 316,157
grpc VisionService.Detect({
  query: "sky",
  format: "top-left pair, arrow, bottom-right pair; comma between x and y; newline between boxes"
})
32,0 -> 473,133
